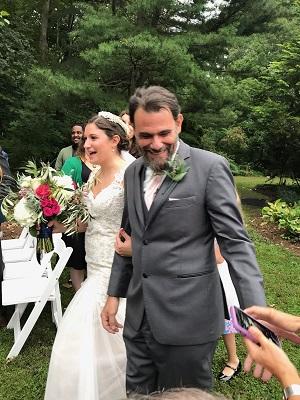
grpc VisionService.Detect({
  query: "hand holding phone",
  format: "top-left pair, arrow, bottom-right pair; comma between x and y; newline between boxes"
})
230,306 -> 281,347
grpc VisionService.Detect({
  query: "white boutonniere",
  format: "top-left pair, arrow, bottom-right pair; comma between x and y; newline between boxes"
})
163,155 -> 189,182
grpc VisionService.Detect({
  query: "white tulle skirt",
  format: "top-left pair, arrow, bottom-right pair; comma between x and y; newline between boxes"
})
44,274 -> 126,400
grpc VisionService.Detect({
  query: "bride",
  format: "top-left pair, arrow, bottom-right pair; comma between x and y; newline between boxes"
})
44,112 -> 135,400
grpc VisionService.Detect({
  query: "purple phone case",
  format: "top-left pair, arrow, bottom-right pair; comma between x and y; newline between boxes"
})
229,306 -> 256,342
230,306 -> 281,347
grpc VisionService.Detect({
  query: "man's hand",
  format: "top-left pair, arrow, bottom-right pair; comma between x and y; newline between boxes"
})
115,228 -> 132,257
244,326 -> 300,387
101,296 -> 123,334
76,220 -> 88,233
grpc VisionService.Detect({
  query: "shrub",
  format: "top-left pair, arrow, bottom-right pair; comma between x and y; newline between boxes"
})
262,199 -> 300,239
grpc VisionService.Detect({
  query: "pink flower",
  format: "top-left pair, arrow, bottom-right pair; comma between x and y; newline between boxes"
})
19,188 -> 29,198
41,198 -> 61,218
36,184 -> 51,198
41,198 -> 51,208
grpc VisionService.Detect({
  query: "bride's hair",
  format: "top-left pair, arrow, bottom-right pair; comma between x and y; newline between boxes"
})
87,114 -> 129,152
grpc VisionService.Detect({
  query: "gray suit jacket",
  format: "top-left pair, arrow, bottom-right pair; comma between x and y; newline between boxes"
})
108,141 -> 266,345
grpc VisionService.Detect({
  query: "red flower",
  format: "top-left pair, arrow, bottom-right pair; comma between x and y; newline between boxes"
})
41,198 -> 61,217
36,184 -> 51,198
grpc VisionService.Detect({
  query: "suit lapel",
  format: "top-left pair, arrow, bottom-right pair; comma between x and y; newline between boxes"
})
145,141 -> 191,229
133,158 -> 146,227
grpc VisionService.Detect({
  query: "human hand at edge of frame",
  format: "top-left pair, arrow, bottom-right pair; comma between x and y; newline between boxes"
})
101,296 -> 123,334
115,228 -> 132,257
245,306 -> 300,344
243,326 -> 300,387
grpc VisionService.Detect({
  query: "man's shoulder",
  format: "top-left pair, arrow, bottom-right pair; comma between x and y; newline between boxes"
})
57,145 -> 71,156
187,144 -> 226,165
61,145 -> 73,153
124,156 -> 143,175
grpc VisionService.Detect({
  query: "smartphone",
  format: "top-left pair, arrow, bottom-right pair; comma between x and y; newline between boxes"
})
230,306 -> 281,347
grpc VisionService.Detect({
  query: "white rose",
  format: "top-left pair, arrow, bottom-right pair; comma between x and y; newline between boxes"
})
31,178 -> 42,191
20,176 -> 33,188
52,175 -> 74,190
13,197 -> 39,227
52,175 -> 75,200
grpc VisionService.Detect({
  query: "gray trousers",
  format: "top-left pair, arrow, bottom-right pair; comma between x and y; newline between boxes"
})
124,314 -> 218,396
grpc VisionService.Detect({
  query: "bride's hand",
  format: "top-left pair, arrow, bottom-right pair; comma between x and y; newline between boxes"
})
47,220 -> 67,233
115,228 -> 132,257
101,296 -> 123,334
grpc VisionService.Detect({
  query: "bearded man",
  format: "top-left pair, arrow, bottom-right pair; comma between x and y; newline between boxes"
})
101,86 -> 266,394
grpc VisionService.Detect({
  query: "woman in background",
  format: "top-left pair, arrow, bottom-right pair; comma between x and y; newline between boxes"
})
120,110 -> 141,158
215,243 -> 241,381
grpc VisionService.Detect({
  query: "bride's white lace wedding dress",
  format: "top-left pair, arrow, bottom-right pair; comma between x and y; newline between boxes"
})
44,165 -> 130,400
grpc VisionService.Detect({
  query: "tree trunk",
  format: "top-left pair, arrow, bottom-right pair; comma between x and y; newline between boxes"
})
39,0 -> 50,63
112,0 -> 117,15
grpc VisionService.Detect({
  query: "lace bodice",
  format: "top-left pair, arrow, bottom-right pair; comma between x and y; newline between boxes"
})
84,167 -> 126,278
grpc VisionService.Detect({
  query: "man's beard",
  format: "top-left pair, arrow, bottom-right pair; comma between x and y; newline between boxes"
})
140,144 -> 175,173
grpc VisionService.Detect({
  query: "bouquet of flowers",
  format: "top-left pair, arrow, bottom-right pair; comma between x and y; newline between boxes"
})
1,161 -> 90,253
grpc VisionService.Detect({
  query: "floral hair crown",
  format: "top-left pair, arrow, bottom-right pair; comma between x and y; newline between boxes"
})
98,111 -> 128,135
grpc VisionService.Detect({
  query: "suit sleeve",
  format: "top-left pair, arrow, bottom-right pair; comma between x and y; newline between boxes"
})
205,157 -> 266,309
107,172 -> 133,297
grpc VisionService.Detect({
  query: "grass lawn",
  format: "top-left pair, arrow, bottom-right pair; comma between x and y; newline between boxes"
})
0,176 -> 299,400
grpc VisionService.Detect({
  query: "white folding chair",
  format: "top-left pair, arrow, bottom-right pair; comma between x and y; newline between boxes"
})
1,227 -> 30,251
2,234 -> 36,263
3,233 -> 63,280
2,240 -> 72,360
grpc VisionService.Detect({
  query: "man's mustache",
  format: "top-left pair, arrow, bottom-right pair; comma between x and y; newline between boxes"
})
144,147 -> 168,155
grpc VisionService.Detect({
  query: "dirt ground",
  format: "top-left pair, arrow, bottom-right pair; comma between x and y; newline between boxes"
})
247,213 -> 300,257
242,184 -> 300,257
1,222 -> 23,240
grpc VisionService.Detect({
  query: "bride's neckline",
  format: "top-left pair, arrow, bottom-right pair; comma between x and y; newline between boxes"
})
90,161 -> 126,199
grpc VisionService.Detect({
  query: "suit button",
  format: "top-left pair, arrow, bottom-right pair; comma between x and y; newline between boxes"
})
143,239 -> 148,245
142,273 -> 148,278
